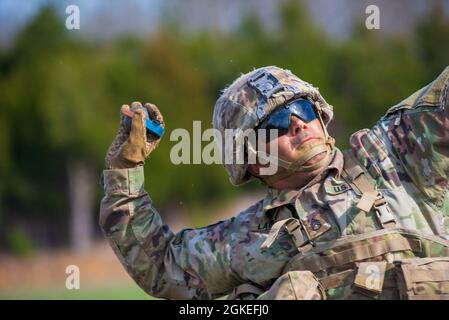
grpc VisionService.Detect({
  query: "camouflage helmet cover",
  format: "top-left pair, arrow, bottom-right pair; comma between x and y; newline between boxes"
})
212,66 -> 334,186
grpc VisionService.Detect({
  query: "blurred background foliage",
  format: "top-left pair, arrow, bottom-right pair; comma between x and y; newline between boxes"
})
0,0 -> 448,253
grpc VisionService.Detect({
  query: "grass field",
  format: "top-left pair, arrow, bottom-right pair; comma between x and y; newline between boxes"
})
0,283 -> 156,300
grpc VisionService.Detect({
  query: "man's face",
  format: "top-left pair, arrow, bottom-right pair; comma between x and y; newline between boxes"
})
265,115 -> 327,167
248,107 -> 332,189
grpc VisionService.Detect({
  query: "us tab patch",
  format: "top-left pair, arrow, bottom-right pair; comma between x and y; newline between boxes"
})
324,178 -> 350,195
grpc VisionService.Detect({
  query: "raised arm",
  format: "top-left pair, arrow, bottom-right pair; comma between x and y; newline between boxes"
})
100,166 -> 242,299
99,102 -> 241,299
377,66 -> 449,208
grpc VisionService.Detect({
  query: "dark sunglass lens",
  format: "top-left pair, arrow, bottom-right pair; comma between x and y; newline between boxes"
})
289,100 -> 317,123
257,100 -> 317,142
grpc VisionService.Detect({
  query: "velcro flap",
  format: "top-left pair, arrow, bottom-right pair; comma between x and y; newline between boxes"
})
354,261 -> 387,294
356,191 -> 378,213
407,269 -> 449,283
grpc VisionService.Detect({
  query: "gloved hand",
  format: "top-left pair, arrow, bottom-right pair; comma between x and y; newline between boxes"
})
105,101 -> 164,169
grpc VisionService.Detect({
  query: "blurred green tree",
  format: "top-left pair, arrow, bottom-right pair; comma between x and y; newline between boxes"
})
414,1 -> 449,80
0,6 -> 116,250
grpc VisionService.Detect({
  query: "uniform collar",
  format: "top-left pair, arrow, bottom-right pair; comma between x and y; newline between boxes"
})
262,148 -> 344,211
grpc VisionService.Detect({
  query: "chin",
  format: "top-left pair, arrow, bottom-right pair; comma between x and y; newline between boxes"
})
302,151 -> 328,166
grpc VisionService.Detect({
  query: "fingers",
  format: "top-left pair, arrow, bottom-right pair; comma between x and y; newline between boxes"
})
131,101 -> 143,109
144,102 -> 165,128
112,104 -> 132,148
122,101 -> 163,146
118,103 -> 129,127
120,104 -> 131,116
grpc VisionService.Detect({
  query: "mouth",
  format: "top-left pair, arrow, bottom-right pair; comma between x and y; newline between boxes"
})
300,136 -> 317,144
293,136 -> 318,146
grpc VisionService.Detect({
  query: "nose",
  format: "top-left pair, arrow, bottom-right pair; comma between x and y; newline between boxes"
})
289,115 -> 308,136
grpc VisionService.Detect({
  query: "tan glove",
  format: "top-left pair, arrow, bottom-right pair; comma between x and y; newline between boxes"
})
105,101 -> 164,169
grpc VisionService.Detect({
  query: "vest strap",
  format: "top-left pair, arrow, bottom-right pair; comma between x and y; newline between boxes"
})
342,150 -> 396,229
261,218 -> 312,253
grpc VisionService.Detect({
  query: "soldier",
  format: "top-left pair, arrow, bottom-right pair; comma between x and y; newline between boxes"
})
100,65 -> 449,300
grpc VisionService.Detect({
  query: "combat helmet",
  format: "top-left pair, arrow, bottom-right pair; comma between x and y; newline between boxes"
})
213,66 -> 334,186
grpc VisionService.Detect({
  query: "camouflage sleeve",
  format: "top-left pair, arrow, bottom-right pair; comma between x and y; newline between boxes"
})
377,66 -> 449,208
99,166 -> 242,299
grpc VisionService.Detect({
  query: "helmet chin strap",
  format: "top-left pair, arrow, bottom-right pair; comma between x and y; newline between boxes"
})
249,137 -> 334,185
247,108 -> 335,185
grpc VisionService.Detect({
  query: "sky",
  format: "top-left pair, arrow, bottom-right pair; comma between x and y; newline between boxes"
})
0,0 -> 448,46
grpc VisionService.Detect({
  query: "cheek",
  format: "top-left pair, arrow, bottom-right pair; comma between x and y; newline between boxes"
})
310,120 -> 325,137
266,137 -> 294,159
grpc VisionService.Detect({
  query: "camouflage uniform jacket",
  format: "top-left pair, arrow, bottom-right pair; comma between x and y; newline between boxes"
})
100,67 -> 449,299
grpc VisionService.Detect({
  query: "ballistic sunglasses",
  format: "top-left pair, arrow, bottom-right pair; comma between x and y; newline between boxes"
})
257,99 -> 318,139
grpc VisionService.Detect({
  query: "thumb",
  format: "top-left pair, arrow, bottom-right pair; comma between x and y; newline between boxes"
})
128,108 -> 146,145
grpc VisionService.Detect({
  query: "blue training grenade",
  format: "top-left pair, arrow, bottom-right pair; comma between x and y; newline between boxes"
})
122,105 -> 165,138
